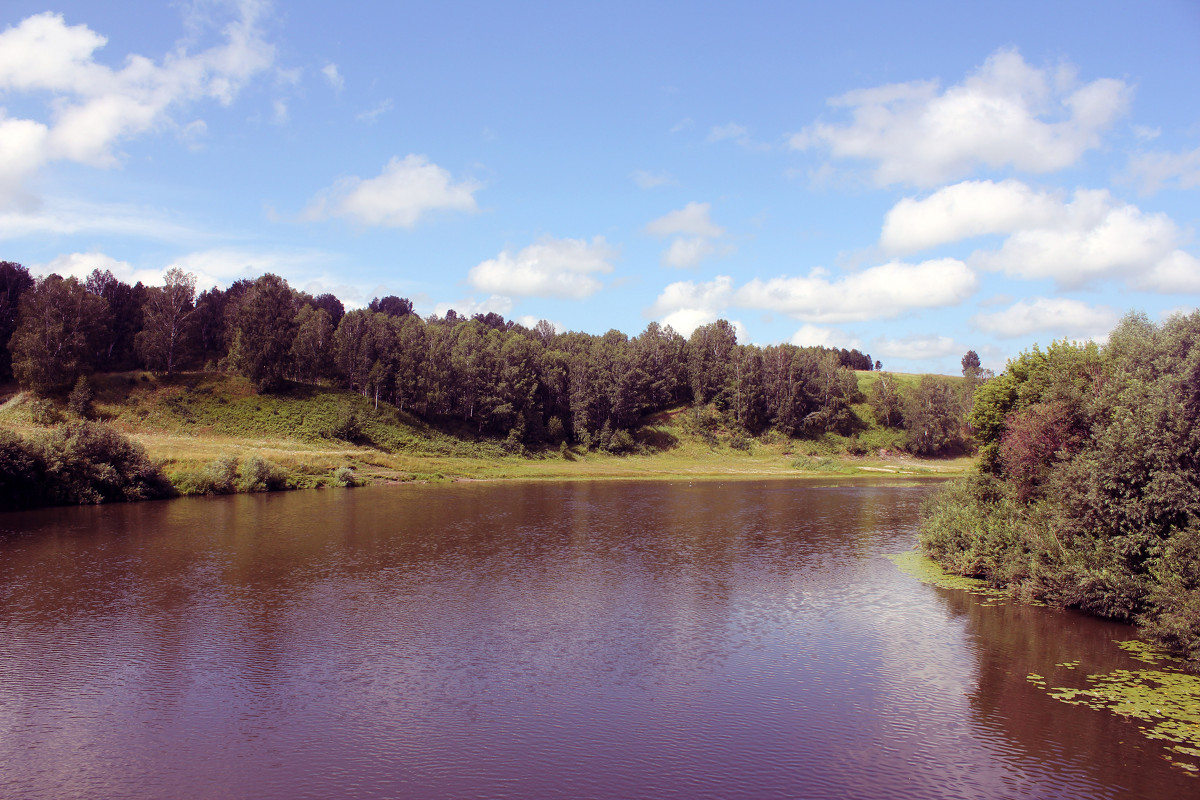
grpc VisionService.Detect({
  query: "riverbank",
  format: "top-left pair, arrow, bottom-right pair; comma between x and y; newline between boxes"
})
0,371 -> 971,503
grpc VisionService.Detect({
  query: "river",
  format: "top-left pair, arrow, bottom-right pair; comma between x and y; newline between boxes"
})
0,480 -> 1195,799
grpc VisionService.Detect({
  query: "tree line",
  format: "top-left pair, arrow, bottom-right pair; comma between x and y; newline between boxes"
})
2,261 -> 972,453
920,311 -> 1200,666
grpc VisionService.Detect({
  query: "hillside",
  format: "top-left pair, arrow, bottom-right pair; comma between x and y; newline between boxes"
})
0,370 -> 971,496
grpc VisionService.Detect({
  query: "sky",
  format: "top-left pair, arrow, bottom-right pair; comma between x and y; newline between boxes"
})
1,0 -> 1199,375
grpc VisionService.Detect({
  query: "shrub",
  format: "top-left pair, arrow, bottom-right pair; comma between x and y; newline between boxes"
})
37,421 -> 171,504
67,375 -> 94,419
237,455 -> 291,492
201,455 -> 240,493
0,430 -> 47,510
546,416 -> 566,445
729,431 -> 753,452
607,428 -> 637,454
30,398 -> 60,426
330,406 -> 361,442
332,466 -> 357,487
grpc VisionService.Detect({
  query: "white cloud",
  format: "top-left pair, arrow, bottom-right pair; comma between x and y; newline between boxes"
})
883,180 -> 1200,292
0,6 -> 275,203
647,275 -> 733,335
631,169 -> 674,189
164,247 -> 331,291
790,48 -> 1131,187
0,198 -> 205,242
733,259 -> 977,323
880,179 -> 1064,254
646,201 -> 724,238
516,315 -> 565,333
467,236 -> 616,299
1126,145 -> 1200,194
791,324 -> 847,348
646,202 -> 729,269
965,188 -> 1198,290
971,297 -> 1120,340
35,251 -> 148,283
321,62 -> 343,92
1138,250 -> 1200,293
872,334 -> 962,361
1159,305 -> 1198,321
660,238 -> 717,269
433,295 -> 514,319
304,154 -> 480,228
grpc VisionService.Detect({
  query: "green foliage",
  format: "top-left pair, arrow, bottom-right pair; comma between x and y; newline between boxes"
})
30,421 -> 171,505
30,397 -> 61,426
904,375 -> 964,456
229,274 -> 299,391
332,466 -> 357,487
9,274 -> 109,393
135,268 -> 196,374
67,375 -> 94,418
237,455 -> 291,492
0,428 -> 47,509
869,371 -> 904,427
921,311 -> 1200,668
0,261 -> 34,382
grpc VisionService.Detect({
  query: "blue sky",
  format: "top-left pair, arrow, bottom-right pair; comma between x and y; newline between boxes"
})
2,0 -> 1198,374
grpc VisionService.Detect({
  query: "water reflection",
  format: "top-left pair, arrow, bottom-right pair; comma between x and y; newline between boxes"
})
0,481 -> 1195,799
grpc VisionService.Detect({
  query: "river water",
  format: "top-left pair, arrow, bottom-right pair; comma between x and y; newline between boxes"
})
0,480 -> 1195,799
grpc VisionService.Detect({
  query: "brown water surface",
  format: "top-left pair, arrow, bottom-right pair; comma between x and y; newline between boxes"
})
0,481 -> 1194,799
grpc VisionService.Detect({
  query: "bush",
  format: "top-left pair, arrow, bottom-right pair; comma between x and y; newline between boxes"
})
37,421 -> 171,504
330,406 -> 361,442
607,428 -> 637,454
0,429 -> 47,510
332,466 -> 357,487
237,455 -> 291,492
67,375 -> 94,418
30,398 -> 60,426
729,431 -> 753,452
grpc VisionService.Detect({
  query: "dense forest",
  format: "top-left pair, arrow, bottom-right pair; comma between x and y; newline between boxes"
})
920,311 -> 1200,668
0,261 -> 971,456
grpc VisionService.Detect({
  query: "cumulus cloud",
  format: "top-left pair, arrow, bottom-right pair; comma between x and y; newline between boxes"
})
467,236 -> 616,299
790,48 -> 1131,186
660,238 -> 718,269
645,202 -> 729,268
647,275 -> 734,335
883,180 -> 1200,292
304,154 -> 480,228
971,297 -> 1120,340
1126,145 -> 1200,195
791,324 -> 848,348
880,179 -> 1064,254
963,187 -> 1199,290
871,334 -> 962,361
733,259 -> 977,323
0,5 -> 275,203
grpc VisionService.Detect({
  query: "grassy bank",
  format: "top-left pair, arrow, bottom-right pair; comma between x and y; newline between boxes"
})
0,371 -> 970,500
